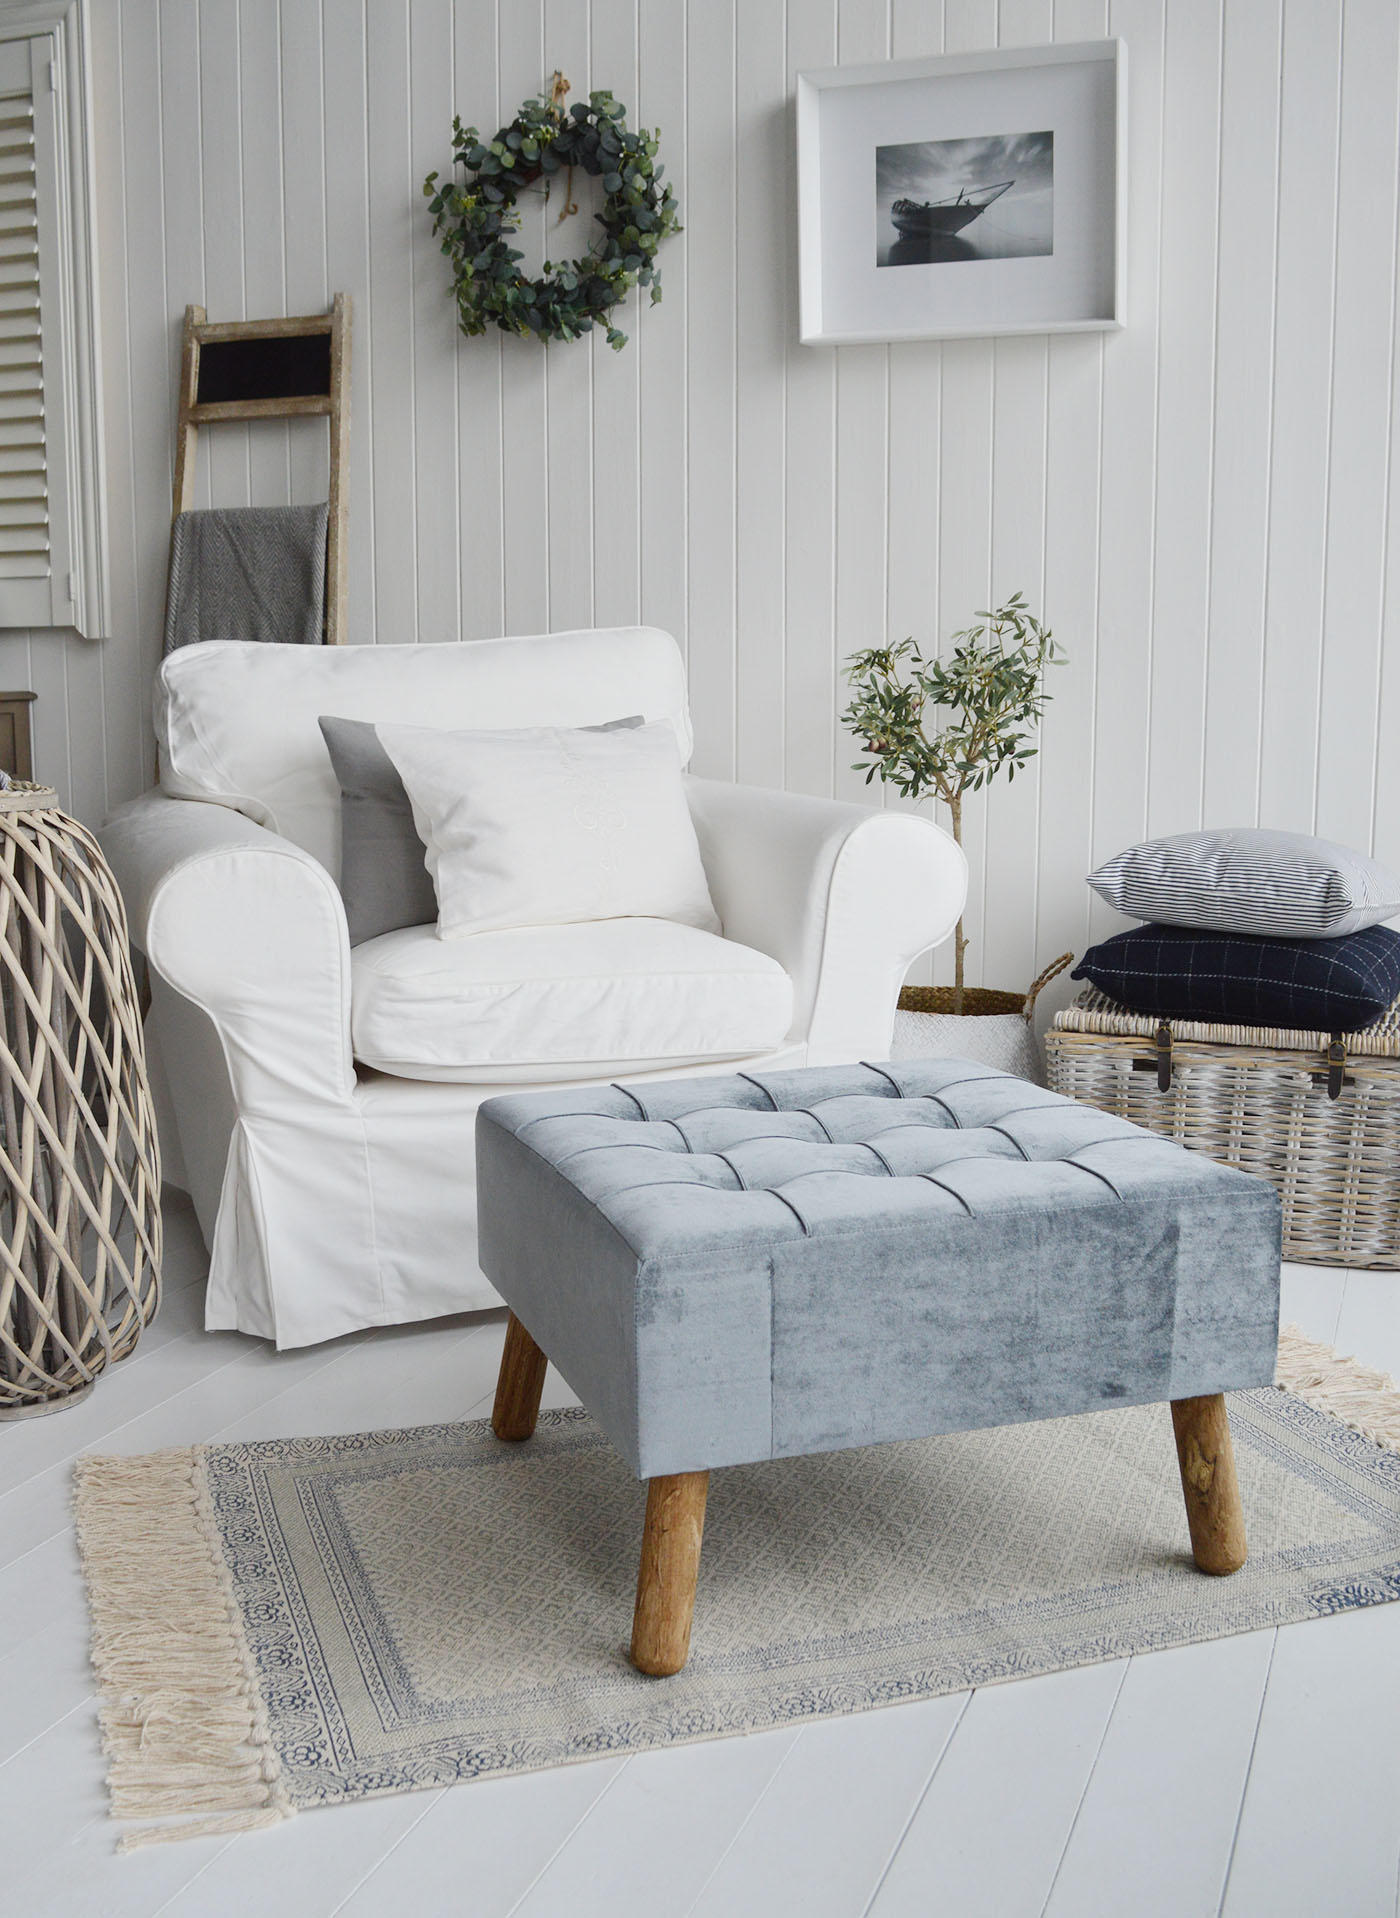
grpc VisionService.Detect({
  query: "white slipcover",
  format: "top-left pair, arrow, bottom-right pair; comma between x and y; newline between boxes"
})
100,628 -> 967,1349
155,626 -> 694,871
351,919 -> 795,1083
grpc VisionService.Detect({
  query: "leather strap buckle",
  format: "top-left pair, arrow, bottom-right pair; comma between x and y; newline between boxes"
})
1131,1020 -> 1174,1092
1309,1035 -> 1353,1102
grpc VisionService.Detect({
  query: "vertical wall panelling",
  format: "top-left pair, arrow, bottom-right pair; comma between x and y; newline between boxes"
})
636,0 -> 687,655
10,0 -> 1397,1006
365,3 -> 418,642
733,0 -> 787,789
240,0 -> 292,511
1199,0 -> 1282,830
1142,0 -> 1220,843
321,0 -> 377,643
1372,327 -> 1400,862
197,0 -> 246,510
683,0 -> 737,780
542,0 -> 595,637
1373,147 -> 1400,862
831,0 -> 890,811
409,0 -> 462,644
1034,0 -> 1108,999
452,0 -> 506,639
884,1 -> 945,992
930,0 -> 997,986
117,1 -> 171,785
89,0 -> 141,805
496,4 -> 550,636
1087,0 -> 1163,938
980,0 -> 1055,999
933,343 -> 993,983
1313,0 -> 1400,853
590,0 -> 643,633
1256,1 -> 1343,835
782,0 -> 838,803
984,326 -> 1049,991
280,0 -> 332,508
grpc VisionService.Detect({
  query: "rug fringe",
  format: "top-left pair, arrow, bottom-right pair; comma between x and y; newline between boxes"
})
73,1446 -> 293,1850
1276,1322 -> 1400,1453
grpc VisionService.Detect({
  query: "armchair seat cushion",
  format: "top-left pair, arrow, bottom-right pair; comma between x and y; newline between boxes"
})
350,918 -> 795,1084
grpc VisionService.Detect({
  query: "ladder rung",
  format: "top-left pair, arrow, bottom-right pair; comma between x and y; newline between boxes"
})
188,395 -> 332,423
194,314 -> 335,344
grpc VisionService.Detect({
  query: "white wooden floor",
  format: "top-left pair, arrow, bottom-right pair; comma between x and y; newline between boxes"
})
4,1194 -> 1400,1918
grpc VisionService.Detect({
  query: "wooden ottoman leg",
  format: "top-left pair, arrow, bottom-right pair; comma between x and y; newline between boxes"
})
1171,1394 -> 1247,1575
492,1312 -> 548,1441
631,1471 -> 709,1676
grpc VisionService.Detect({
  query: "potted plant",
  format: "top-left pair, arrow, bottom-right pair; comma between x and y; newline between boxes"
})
842,593 -> 1071,1068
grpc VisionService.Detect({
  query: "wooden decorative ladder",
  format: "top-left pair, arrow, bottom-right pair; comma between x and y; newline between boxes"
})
170,294 -> 352,644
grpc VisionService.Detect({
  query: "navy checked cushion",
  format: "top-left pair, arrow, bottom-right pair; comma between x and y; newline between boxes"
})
1072,924 -> 1400,1032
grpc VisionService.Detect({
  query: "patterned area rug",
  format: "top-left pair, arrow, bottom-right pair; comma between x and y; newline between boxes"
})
74,1327 -> 1400,1850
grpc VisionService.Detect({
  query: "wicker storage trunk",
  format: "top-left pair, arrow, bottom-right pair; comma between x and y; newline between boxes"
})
1046,989 -> 1400,1270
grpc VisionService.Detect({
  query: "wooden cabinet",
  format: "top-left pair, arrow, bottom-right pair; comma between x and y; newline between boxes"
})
0,690 -> 36,781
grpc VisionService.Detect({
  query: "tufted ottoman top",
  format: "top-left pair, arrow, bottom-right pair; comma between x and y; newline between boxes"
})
476,1059 -> 1282,1479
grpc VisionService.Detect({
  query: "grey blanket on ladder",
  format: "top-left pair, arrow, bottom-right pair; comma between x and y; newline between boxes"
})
164,503 -> 330,652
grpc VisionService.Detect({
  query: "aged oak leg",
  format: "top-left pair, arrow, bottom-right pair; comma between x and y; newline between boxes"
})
631,1471 -> 710,1676
491,1312 -> 548,1441
1171,1393 -> 1247,1575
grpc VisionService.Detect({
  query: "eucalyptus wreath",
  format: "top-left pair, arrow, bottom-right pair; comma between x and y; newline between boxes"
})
423,76 -> 681,351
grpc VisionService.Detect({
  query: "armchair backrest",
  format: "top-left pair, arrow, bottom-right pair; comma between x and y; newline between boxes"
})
155,627 -> 694,873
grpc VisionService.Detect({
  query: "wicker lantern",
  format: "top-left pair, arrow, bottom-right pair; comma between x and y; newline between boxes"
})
0,785 -> 161,1419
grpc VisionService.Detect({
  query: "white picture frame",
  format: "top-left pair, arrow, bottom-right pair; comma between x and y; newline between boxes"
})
797,40 -> 1126,346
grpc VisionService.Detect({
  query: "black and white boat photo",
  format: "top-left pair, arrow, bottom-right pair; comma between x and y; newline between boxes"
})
875,130 -> 1055,267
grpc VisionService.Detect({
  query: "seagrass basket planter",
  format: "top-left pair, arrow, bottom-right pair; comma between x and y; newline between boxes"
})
1046,988 -> 1400,1270
896,955 -> 1074,1082
0,786 -> 161,1419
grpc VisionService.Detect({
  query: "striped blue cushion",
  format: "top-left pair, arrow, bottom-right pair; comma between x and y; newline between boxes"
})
1071,925 -> 1400,1033
1088,830 -> 1400,939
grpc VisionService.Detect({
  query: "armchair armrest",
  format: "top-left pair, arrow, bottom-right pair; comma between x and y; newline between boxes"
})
99,791 -> 354,1113
684,777 -> 966,1063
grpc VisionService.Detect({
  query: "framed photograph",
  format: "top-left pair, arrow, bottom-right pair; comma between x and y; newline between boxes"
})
797,40 -> 1125,345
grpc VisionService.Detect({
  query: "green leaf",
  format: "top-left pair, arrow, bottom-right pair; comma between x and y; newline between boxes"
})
428,87 -> 679,351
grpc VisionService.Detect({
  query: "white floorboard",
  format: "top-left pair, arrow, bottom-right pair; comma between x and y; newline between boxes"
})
1334,1271 -> 1400,1382
510,1731 -> 804,1918
1043,1631 -> 1276,1918
1,1192 -> 1397,1918
332,1764 -> 624,1918
688,1695 -> 969,1917
866,1660 -> 1126,1918
1220,1604 -> 1400,1918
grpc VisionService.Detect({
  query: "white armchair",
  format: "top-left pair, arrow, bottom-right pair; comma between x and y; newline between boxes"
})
100,628 -> 966,1349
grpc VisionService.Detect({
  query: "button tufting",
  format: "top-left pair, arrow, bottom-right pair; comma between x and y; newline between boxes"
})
492,1059 -> 1231,1252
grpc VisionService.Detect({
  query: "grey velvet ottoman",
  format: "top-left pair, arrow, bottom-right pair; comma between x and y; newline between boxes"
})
476,1058 -> 1282,1675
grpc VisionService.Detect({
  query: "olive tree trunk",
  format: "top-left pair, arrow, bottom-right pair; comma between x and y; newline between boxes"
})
948,793 -> 965,1017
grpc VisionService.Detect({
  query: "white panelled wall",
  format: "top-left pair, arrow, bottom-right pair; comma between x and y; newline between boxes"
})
1,0 -> 1397,1005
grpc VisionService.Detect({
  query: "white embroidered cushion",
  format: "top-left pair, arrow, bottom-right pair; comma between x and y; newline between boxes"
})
376,718 -> 720,938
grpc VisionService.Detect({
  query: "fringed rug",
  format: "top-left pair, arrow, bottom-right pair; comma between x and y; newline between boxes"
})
74,1327 -> 1400,1849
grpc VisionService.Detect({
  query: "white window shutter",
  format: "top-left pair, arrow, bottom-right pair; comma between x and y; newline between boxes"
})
0,89 -> 50,596
0,12 -> 104,637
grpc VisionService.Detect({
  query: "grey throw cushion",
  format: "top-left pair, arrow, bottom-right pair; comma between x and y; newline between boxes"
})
319,717 -> 436,946
319,713 -> 645,947
1088,828 -> 1400,940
